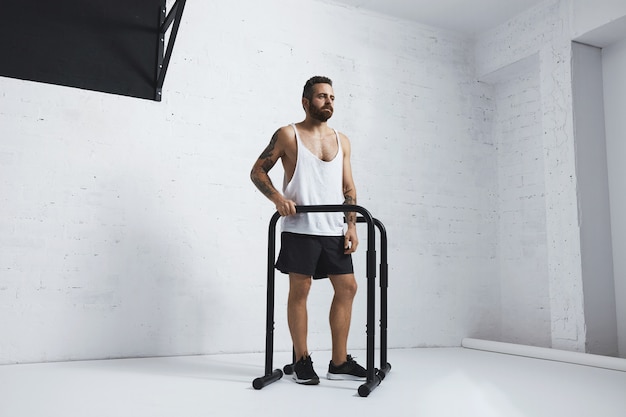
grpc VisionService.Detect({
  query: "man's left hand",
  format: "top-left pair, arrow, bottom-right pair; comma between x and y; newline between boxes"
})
344,228 -> 359,254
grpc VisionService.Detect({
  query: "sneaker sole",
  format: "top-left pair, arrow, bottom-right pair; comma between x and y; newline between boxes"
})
293,375 -> 320,385
326,372 -> 366,381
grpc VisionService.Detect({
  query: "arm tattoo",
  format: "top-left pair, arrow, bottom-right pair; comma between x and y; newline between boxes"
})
251,131 -> 280,198
343,193 -> 357,226
259,131 -> 279,160
252,175 -> 275,198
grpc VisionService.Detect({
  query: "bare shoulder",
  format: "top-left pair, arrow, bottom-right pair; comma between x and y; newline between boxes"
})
269,125 -> 297,163
337,131 -> 351,142
273,125 -> 296,147
338,131 -> 352,153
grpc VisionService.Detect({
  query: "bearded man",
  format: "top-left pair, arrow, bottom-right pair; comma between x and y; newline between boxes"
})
250,76 -> 366,385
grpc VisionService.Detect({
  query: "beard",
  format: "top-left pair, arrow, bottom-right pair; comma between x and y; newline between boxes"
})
309,103 -> 333,122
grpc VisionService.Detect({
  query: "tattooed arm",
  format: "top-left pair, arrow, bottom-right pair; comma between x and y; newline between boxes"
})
250,127 -> 297,216
340,133 -> 359,254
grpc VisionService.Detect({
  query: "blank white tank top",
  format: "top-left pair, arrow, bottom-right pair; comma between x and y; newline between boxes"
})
281,123 -> 345,236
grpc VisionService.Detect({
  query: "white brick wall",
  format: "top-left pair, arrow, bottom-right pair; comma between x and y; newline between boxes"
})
0,0 -> 499,363
2,0 -> 613,363
481,54 -> 551,347
476,0 -> 587,351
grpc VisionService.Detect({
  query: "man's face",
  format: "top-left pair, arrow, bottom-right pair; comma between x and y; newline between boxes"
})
306,83 -> 335,122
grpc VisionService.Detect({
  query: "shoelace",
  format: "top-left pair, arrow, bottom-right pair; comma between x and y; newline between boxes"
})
346,354 -> 357,364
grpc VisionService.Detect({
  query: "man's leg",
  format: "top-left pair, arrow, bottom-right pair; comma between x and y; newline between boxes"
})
288,273 -> 313,361
328,273 -> 358,366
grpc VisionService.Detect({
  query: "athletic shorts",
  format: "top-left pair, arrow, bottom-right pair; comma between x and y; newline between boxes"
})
275,232 -> 354,279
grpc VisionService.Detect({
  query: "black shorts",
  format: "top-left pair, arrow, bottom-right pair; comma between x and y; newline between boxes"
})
275,232 -> 354,279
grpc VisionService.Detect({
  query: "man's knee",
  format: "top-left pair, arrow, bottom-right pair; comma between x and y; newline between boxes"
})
289,273 -> 312,300
330,274 -> 358,299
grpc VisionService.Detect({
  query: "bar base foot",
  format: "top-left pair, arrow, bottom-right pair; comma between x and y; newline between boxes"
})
252,369 -> 283,390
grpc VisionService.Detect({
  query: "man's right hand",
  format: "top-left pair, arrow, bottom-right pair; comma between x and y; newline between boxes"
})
275,198 -> 297,216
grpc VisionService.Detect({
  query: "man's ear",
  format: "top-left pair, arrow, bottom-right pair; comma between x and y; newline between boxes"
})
302,97 -> 309,111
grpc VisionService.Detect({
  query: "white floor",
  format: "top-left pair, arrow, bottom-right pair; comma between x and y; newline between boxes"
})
1,348 -> 625,417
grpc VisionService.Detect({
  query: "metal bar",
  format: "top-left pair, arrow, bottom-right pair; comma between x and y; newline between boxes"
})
356,216 -> 392,382
358,375 -> 382,397
155,2 -> 166,101
365,245 -> 376,382
252,369 -> 283,390
264,212 -> 281,376
374,218 -> 390,372
253,204 -> 387,395
155,0 -> 187,100
161,0 -> 180,33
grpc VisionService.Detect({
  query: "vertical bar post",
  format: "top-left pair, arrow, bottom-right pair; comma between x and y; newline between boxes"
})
252,211 -> 283,389
264,212 -> 282,375
375,219 -> 391,377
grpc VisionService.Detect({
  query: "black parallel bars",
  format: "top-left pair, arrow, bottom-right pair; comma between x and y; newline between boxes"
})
252,205 -> 390,397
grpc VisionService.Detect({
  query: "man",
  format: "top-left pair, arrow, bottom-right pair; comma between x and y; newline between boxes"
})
250,76 -> 366,385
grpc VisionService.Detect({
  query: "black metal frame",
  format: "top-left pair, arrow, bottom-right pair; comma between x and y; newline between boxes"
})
155,0 -> 187,101
252,205 -> 391,397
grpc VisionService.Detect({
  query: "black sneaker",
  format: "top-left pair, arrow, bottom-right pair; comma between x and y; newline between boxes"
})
292,355 -> 320,385
327,355 -> 367,381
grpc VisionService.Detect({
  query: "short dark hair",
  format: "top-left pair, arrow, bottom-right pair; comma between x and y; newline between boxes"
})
302,76 -> 332,100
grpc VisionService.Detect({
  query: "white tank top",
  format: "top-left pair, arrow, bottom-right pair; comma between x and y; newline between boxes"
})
281,123 -> 345,236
